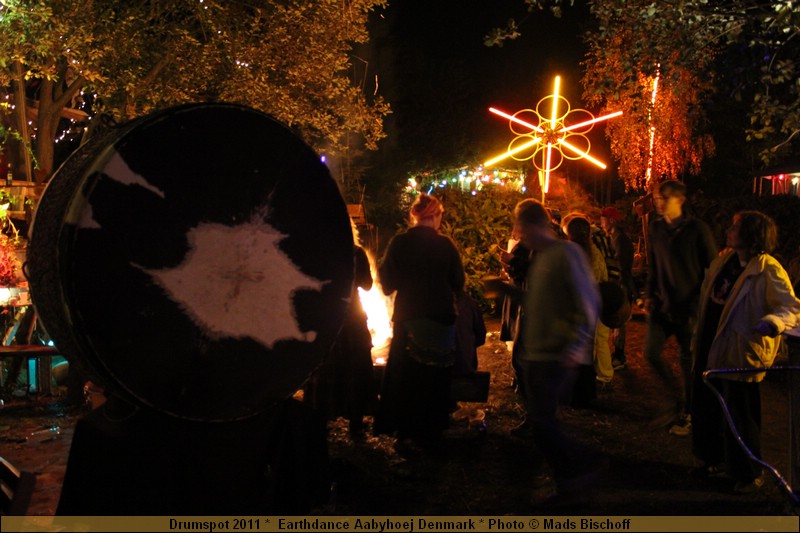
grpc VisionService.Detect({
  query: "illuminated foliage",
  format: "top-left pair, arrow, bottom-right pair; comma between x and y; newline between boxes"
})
581,1 -> 717,192
490,0 -> 800,185
0,0 -> 390,181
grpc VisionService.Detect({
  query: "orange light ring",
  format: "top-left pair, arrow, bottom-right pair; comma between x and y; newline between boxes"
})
484,76 -> 622,179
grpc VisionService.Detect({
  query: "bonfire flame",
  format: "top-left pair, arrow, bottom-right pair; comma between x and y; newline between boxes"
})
358,250 -> 393,365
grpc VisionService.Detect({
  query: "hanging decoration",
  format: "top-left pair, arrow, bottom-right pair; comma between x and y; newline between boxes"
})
405,166 -> 528,197
484,75 -> 622,202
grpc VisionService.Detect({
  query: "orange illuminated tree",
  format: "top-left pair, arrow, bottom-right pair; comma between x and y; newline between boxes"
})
580,3 -> 717,192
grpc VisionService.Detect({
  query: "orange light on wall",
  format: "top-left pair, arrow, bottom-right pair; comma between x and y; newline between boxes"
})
485,76 -> 622,202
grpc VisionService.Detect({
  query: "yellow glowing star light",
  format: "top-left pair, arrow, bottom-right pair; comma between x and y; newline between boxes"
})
485,76 -> 622,196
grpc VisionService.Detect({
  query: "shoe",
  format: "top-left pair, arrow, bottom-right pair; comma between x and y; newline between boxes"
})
669,414 -> 692,436
690,463 -> 728,479
649,406 -> 680,428
733,475 -> 764,494
611,357 -> 626,370
510,419 -> 534,439
596,379 -> 613,394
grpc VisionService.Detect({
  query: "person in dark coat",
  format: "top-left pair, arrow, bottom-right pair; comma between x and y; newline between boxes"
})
303,223 -> 376,436
600,206 -> 636,369
645,180 -> 717,435
453,290 -> 487,378
374,193 -> 465,451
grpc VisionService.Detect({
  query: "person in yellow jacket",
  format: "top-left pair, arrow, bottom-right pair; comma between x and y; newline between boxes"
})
690,210 -> 800,494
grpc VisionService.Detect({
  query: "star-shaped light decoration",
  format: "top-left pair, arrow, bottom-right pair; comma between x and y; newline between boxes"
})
484,76 -> 622,201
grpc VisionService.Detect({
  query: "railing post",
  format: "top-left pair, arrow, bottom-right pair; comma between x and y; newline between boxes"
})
784,327 -> 800,490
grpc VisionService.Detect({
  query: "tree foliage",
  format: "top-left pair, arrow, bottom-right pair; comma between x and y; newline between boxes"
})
581,1 -> 718,192
0,0 -> 390,181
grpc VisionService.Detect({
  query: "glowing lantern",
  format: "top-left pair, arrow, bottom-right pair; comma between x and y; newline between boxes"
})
485,76 -> 622,203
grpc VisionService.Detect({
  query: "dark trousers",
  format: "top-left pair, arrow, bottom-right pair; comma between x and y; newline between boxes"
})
690,375 -> 724,465
691,375 -> 762,483
644,314 -> 694,414
722,380 -> 763,483
517,359 -> 599,489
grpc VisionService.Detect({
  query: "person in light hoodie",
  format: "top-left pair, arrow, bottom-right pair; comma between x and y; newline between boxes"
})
690,210 -> 800,494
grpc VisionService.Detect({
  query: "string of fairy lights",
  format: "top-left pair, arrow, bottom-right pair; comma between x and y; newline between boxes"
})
405,166 -> 528,196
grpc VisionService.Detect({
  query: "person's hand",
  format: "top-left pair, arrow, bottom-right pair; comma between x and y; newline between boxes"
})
481,276 -> 509,298
754,320 -> 778,337
498,249 -> 512,267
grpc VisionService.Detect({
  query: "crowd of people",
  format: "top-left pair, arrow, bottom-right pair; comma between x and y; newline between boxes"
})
305,180 -> 800,506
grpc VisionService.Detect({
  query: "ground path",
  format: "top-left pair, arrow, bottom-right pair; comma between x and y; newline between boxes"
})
1,310 -> 797,516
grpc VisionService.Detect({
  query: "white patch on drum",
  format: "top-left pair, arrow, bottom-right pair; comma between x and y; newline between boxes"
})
135,221 -> 326,348
106,151 -> 166,198
78,204 -> 101,229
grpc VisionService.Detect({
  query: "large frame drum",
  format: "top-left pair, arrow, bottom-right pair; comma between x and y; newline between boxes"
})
27,103 -> 354,422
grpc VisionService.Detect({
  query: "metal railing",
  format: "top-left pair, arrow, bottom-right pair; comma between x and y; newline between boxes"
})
702,365 -> 800,507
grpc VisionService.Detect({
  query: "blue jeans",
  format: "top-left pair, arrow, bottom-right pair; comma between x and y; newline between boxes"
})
644,314 -> 695,414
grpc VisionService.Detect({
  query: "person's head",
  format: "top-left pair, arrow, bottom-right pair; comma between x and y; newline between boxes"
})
600,207 -> 622,232
564,215 -> 592,253
727,210 -> 778,258
513,199 -> 554,250
409,193 -> 444,228
653,180 -> 686,219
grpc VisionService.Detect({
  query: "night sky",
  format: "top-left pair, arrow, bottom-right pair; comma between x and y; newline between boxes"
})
360,0 -> 612,188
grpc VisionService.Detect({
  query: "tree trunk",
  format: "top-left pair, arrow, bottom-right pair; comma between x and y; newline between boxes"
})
33,75 -> 86,183
34,79 -> 57,182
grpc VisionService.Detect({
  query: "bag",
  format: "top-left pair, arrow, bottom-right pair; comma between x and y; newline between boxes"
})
592,230 -> 622,283
450,371 -> 490,402
404,319 -> 456,367
599,281 -> 632,328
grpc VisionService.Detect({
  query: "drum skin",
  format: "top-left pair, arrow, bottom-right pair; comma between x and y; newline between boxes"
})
28,103 -> 354,421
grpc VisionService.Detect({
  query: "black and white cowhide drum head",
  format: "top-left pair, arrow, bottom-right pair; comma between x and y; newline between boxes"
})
28,103 -> 354,421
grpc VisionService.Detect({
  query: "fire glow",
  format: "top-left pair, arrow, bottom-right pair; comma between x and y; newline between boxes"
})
358,251 -> 393,366
485,76 -> 622,197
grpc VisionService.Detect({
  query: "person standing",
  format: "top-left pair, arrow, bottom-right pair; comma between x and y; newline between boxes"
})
564,215 -> 611,402
645,180 -> 718,435
513,199 -> 606,503
374,193 -> 465,452
303,221 -> 376,436
600,207 -> 636,369
499,234 -> 531,355
690,211 -> 800,493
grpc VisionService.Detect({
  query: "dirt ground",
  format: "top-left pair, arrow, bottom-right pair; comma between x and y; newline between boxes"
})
1,310 -> 798,516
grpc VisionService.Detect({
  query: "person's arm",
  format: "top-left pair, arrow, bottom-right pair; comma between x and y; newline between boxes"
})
697,220 -> 718,268
377,237 -> 399,295
354,246 -> 373,292
448,238 -> 466,293
757,261 -> 800,336
473,298 -> 487,348
645,224 -> 659,310
617,233 -> 635,273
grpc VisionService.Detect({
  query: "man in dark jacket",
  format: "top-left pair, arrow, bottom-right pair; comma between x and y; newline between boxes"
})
600,206 -> 636,369
645,180 -> 717,436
